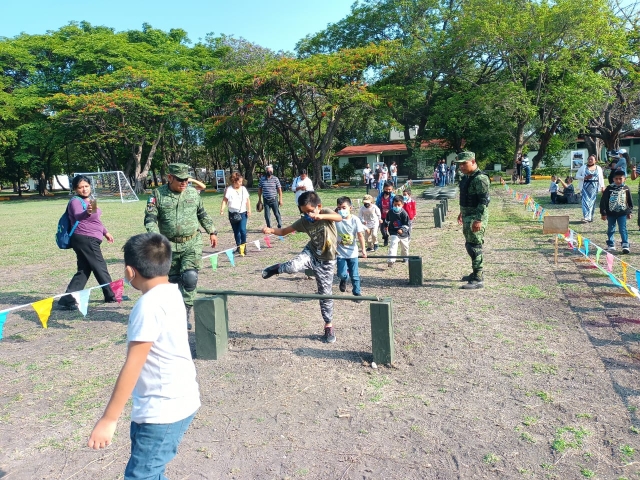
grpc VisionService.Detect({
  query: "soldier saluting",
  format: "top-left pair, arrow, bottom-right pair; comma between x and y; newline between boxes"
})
144,163 -> 218,328
455,151 -> 490,290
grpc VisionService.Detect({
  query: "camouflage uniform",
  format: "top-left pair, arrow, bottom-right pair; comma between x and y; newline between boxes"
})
144,164 -> 216,309
457,152 -> 490,284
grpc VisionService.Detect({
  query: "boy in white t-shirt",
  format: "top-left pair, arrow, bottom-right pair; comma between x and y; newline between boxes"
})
336,196 -> 367,299
88,233 -> 200,479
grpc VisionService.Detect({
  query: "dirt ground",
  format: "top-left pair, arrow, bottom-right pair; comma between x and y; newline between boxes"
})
0,183 -> 639,479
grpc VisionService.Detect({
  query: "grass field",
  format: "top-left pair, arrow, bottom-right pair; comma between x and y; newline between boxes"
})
0,181 -> 639,479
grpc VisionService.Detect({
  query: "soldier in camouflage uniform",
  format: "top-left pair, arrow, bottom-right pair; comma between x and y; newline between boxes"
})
455,151 -> 490,289
144,163 -> 218,328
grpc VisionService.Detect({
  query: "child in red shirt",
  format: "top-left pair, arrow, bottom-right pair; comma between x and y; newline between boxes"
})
402,189 -> 417,222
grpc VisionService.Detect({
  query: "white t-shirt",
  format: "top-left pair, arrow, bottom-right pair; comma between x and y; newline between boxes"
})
128,283 -> 201,424
336,215 -> 365,259
292,176 -> 314,203
359,204 -> 381,229
224,186 -> 249,213
390,165 -> 397,177
362,168 -> 371,182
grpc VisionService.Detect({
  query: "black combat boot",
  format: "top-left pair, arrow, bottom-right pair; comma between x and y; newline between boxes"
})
461,271 -> 484,289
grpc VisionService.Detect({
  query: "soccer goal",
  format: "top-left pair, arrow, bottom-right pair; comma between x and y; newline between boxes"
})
70,171 -> 139,202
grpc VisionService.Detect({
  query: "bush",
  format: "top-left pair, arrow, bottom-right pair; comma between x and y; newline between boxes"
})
336,163 -> 356,182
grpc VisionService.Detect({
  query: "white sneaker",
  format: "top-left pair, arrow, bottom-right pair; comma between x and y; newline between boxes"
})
607,245 -> 616,251
623,247 -> 630,254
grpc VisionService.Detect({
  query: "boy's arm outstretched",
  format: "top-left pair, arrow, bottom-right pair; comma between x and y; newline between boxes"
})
263,225 -> 297,236
87,341 -> 153,450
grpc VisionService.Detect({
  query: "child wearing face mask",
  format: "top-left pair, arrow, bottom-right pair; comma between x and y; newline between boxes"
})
335,196 -> 367,299
402,189 -> 416,224
384,196 -> 411,267
359,194 -> 382,251
261,191 -> 343,343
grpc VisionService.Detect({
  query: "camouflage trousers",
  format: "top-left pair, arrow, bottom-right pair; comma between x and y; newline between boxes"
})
168,234 -> 203,308
462,215 -> 487,273
279,247 -> 336,324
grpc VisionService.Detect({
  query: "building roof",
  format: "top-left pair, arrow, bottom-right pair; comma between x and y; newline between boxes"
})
335,140 -> 450,157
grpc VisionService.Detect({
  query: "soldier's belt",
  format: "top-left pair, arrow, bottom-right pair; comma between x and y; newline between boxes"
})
169,232 -> 198,243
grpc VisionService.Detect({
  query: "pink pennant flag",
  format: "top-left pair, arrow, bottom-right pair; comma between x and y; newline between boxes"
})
264,236 -> 272,248
110,279 -> 124,303
606,252 -> 614,272
32,298 -> 54,329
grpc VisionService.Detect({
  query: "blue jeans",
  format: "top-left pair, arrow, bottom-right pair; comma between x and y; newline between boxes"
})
607,215 -> 629,248
262,197 -> 282,228
524,166 -> 531,184
124,411 -> 196,480
337,257 -> 361,295
391,176 -> 397,188
230,212 -> 248,247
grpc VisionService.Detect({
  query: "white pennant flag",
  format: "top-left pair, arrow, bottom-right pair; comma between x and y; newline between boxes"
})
254,240 -> 261,250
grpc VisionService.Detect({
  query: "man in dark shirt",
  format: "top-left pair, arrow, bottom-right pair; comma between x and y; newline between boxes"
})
258,165 -> 283,228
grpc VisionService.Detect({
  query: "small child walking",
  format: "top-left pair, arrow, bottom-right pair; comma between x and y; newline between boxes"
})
88,233 -> 200,478
359,194 -> 382,251
600,170 -> 633,253
549,175 -> 559,204
385,195 -> 411,266
262,191 -> 342,343
402,189 -> 417,223
336,196 -> 367,298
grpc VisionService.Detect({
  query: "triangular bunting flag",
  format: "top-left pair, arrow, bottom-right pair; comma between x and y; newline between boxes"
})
583,239 -> 589,257
210,254 -> 218,270
73,289 -> 91,317
32,297 -> 54,329
577,235 -> 582,250
596,247 -> 602,263
636,270 -> 640,289
622,282 -> 634,296
110,279 -> 124,303
0,311 -> 7,340
225,250 -> 235,266
630,285 -> 640,299
608,273 -> 622,287
278,236 -> 284,241
254,240 -> 261,250
264,236 -> 272,248
606,252 -> 614,272
622,261 -> 628,284
239,244 -> 246,256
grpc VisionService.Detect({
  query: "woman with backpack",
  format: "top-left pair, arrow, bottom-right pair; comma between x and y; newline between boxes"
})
220,172 -> 251,254
57,175 -> 116,309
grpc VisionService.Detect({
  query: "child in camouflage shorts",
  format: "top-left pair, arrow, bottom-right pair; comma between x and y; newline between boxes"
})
261,191 -> 343,343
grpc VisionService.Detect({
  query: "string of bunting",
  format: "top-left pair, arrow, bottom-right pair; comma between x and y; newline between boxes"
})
503,183 -> 640,299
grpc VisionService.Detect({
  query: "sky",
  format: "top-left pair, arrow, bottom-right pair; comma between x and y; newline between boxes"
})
0,0 -> 354,52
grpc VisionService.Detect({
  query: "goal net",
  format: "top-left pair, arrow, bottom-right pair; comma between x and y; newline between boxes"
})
70,171 -> 138,203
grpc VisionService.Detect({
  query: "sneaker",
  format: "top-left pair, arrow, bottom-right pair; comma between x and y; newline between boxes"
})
384,239 -> 389,247
461,279 -> 484,290
387,262 -> 393,268
366,247 -> 373,252
339,279 -> 347,292
262,263 -> 280,279
402,258 -> 408,263
607,245 -> 616,252
623,246 -> 630,254
373,245 -> 379,251
353,293 -> 363,304
322,326 -> 336,343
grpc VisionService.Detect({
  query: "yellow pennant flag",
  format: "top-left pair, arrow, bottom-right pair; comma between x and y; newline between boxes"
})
577,235 -> 582,250
239,244 -> 246,256
622,262 -> 628,284
32,297 -> 54,329
622,282 -> 634,297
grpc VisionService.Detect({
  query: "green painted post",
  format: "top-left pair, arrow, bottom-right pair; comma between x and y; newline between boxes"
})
194,295 -> 229,360
443,198 -> 448,214
438,201 -> 446,219
433,207 -> 442,228
370,298 -> 394,365
408,257 -> 423,285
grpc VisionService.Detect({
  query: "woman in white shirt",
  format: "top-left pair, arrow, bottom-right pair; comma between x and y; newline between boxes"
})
220,172 -> 251,252
575,155 -> 605,223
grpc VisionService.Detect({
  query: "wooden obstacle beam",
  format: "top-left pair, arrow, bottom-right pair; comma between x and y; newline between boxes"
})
195,290 -> 394,365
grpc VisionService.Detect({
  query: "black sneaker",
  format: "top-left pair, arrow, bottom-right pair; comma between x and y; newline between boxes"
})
384,239 -> 388,247
353,293 -> 363,304
373,245 -> 379,251
366,247 -> 373,252
339,279 -> 347,292
322,326 -> 336,343
262,264 -> 280,279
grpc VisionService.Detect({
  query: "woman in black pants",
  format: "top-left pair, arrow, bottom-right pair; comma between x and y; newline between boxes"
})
58,175 -> 116,309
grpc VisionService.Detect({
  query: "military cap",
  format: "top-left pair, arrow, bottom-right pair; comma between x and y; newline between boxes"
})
168,163 -> 190,180
454,151 -> 476,163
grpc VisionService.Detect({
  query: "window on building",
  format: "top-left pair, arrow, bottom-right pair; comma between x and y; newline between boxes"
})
348,157 -> 368,169
620,139 -> 631,147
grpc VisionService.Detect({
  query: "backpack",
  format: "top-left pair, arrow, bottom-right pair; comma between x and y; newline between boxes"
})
56,196 -> 87,249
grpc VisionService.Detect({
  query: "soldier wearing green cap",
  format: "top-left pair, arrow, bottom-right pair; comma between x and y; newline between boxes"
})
455,151 -> 490,289
144,163 -> 218,328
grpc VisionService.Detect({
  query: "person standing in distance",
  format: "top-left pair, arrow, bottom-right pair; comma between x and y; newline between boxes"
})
390,161 -> 398,188
291,169 -> 314,204
144,163 -> 218,329
456,152 -> 490,289
258,165 -> 283,229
